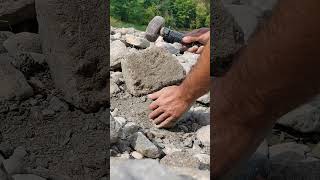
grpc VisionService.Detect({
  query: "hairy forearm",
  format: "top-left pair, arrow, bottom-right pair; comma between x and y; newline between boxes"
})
213,0 -> 320,178
180,40 -> 211,103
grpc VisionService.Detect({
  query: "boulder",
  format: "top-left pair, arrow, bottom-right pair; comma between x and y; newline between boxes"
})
0,55 -> 33,100
0,0 -> 36,28
35,0 -> 109,112
121,47 -> 185,96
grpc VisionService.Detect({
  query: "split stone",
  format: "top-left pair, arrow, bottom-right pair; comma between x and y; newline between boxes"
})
35,0 -> 109,112
110,40 -> 128,70
3,32 -> 42,58
0,56 -> 33,100
0,0 -> 36,27
125,34 -> 150,49
130,132 -> 162,158
196,125 -> 210,146
0,31 -> 14,53
160,151 -> 201,169
121,46 -> 185,96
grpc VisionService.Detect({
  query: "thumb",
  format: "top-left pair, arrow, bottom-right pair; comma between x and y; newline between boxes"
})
148,89 -> 162,100
182,36 -> 199,44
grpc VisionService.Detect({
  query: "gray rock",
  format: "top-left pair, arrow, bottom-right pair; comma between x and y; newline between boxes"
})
110,115 -> 122,144
110,159 -> 187,180
35,0 -> 108,112
114,117 -> 127,127
10,52 -> 46,77
122,122 -> 140,138
0,57 -> 33,100
155,42 -> 180,55
125,34 -> 150,49
13,174 -> 46,180
225,5 -> 259,41
130,132 -> 162,158
269,142 -> 310,161
48,96 -> 68,112
110,40 -> 128,70
3,32 -> 42,58
0,0 -> 35,27
277,102 -> 320,133
196,125 -> 210,146
160,151 -> 201,169
121,47 -> 185,96
110,80 -> 121,96
3,146 -> 27,175
0,31 -> 14,53
196,93 -> 210,104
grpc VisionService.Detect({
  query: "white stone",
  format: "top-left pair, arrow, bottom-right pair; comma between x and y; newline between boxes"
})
131,151 -> 144,159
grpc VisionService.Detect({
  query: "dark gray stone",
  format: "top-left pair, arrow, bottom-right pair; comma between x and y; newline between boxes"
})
0,31 -> 14,53
3,32 -> 42,58
0,56 -> 33,100
121,47 -> 185,96
35,0 -> 109,112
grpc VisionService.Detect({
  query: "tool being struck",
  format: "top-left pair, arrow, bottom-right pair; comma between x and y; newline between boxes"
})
145,16 -> 203,47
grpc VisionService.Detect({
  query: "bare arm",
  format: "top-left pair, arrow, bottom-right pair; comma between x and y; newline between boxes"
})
213,0 -> 320,178
148,40 -> 210,128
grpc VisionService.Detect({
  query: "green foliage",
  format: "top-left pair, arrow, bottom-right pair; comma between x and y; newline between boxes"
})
110,0 -> 210,30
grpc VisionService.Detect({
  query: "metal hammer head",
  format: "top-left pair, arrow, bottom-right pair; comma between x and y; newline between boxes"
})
145,16 -> 165,42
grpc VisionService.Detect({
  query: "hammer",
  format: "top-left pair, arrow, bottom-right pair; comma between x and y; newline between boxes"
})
145,16 -> 203,47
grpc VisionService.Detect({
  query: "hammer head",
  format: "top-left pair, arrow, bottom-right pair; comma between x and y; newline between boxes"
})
145,16 -> 165,42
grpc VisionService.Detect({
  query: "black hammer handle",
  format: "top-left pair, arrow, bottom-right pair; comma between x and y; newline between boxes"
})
161,27 -> 203,47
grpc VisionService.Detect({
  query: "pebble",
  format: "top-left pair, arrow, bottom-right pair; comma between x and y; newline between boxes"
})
131,151 -> 144,159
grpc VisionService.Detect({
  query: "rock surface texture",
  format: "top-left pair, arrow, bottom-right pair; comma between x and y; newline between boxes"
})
35,0 -> 109,112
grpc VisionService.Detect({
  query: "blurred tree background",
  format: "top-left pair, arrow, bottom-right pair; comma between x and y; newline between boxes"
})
110,0 -> 210,31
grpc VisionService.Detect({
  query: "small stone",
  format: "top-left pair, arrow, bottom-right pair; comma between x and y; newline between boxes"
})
48,96 -> 68,112
110,115 -> 122,144
183,137 -> 193,148
119,152 -> 130,159
196,125 -> 210,146
122,122 -> 140,138
110,80 -> 121,95
114,117 -> 127,127
196,93 -> 210,104
131,151 -> 144,159
130,132 -> 162,158
3,146 -> 27,174
125,34 -> 150,49
110,40 -> 128,70
111,108 -> 119,117
0,31 -> 14,53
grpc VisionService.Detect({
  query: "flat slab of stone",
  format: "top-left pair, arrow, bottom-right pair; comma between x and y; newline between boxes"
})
121,47 -> 185,96
0,55 -> 33,100
35,0 -> 109,112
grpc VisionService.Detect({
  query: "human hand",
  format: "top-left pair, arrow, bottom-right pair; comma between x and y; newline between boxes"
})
148,86 -> 193,128
182,28 -> 210,54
